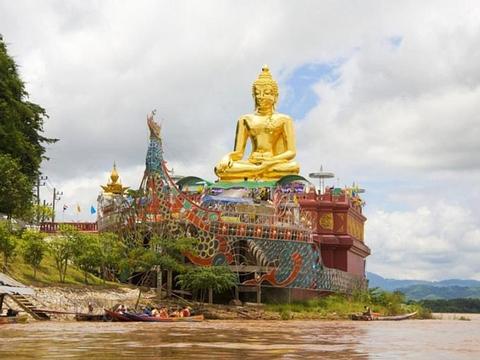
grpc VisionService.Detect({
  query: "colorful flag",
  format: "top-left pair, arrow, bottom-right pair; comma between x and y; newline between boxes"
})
90,206 -> 96,214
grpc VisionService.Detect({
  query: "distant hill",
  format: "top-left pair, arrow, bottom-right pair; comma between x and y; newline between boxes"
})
367,272 -> 480,300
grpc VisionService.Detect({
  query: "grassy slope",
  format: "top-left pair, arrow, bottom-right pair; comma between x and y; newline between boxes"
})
7,252 -> 112,287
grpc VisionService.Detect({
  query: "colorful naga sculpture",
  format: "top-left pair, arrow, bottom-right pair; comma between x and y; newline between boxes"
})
98,111 -> 363,294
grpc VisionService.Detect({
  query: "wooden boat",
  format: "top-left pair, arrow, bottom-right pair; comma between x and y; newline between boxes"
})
75,313 -> 105,321
377,311 -> 417,321
351,311 -> 417,321
104,309 -> 133,322
123,312 -> 204,322
0,315 -> 29,325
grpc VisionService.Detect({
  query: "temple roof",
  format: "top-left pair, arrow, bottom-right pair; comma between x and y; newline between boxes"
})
101,162 -> 129,195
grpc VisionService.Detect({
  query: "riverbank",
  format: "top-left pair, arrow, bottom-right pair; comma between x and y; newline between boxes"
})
3,285 -> 433,321
3,285 -> 154,319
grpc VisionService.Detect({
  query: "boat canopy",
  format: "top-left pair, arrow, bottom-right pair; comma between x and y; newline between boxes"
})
0,272 -> 35,295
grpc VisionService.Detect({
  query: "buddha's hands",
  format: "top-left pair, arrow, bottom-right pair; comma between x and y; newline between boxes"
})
216,155 -> 233,172
259,158 -> 286,171
249,152 -> 273,164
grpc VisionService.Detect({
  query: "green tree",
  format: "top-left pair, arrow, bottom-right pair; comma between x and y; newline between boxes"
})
71,233 -> 102,284
150,235 -> 198,296
119,246 -> 160,284
176,266 -> 237,303
0,36 -> 57,182
23,204 -> 54,224
98,232 -> 125,282
21,230 -> 46,279
0,221 -> 17,270
151,235 -> 198,273
0,154 -> 33,218
48,225 -> 77,282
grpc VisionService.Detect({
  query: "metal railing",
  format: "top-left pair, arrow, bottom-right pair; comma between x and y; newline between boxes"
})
40,222 -> 98,233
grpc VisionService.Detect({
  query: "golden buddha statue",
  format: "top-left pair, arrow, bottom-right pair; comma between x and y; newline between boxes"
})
215,65 -> 300,181
101,162 -> 129,195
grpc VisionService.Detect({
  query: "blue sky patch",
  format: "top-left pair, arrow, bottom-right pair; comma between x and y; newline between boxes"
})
388,36 -> 403,48
278,63 -> 340,121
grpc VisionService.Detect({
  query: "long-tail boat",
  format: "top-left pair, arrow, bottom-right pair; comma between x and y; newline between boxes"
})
123,312 -> 204,322
351,311 -> 417,321
0,314 -> 29,325
104,309 -> 133,322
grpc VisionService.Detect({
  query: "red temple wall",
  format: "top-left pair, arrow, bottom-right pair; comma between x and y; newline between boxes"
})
300,194 -> 370,277
347,251 -> 366,277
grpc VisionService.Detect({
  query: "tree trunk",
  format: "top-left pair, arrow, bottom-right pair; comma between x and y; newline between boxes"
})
156,267 -> 163,298
208,288 -> 213,304
167,269 -> 172,298
135,288 -> 142,311
33,267 -> 37,280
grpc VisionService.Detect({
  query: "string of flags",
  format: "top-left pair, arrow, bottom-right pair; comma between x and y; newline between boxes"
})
61,204 -> 97,214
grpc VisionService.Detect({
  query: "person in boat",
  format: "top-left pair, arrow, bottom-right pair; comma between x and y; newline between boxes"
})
144,306 -> 152,316
7,309 -> 18,317
117,304 -> 126,313
158,306 -> 169,319
181,306 -> 191,317
169,307 -> 181,318
363,306 -> 373,320
151,307 -> 158,317
88,302 -> 94,314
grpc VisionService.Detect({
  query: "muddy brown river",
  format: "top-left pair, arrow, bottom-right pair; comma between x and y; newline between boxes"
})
1,315 -> 479,359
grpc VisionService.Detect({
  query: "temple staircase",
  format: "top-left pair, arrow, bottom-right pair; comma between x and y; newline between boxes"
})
7,293 -> 50,320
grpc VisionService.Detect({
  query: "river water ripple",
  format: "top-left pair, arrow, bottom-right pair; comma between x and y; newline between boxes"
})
1,315 -> 479,359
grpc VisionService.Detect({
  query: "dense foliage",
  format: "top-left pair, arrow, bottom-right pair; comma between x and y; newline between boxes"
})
0,221 -> 17,269
176,266 -> 237,302
50,225 -> 126,284
0,36 -> 57,218
0,154 -> 33,218
399,284 -> 480,300
418,298 -> 480,313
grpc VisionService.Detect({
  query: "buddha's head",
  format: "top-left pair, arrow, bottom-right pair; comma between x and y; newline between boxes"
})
252,65 -> 278,113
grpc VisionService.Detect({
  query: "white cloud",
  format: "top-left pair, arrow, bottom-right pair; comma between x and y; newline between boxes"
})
366,201 -> 480,280
2,0 -> 480,280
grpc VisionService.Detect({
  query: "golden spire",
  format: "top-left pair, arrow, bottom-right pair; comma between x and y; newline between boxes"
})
110,162 -> 119,183
101,162 -> 129,195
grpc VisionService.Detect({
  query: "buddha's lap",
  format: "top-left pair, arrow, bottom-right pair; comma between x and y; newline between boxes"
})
219,160 -> 299,173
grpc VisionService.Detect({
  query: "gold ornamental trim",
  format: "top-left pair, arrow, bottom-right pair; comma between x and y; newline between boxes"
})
319,213 -> 334,230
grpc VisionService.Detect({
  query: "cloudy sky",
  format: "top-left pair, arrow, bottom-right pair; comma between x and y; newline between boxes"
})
1,0 -> 480,281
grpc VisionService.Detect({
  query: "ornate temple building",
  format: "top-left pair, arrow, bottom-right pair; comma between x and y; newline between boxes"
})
97,66 -> 370,302
298,188 -> 370,278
